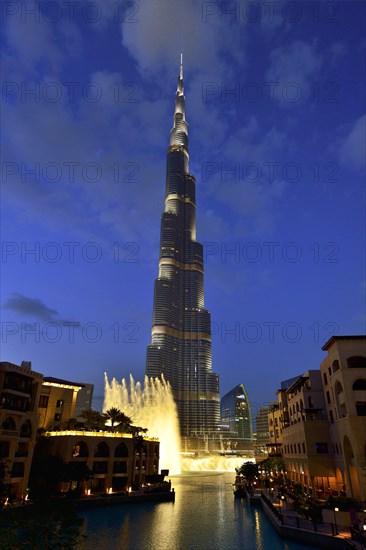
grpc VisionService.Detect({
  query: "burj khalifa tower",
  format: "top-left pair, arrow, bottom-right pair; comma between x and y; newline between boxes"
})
146,57 -> 220,449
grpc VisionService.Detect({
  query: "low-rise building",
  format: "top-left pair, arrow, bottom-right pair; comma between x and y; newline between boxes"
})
38,431 -> 159,494
38,377 -> 84,430
320,335 -> 366,503
0,361 -> 43,501
268,336 -> 366,504
281,370 -> 335,498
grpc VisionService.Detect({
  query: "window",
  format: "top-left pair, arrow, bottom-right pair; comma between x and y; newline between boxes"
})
19,421 -> 31,438
39,395 -> 49,408
326,391 -> 331,404
56,400 -> 64,408
54,413 -> 61,421
347,356 -> 366,369
323,373 -> 328,386
332,360 -> 340,373
113,462 -> 127,474
92,461 -> 108,474
11,462 -> 25,478
356,402 -> 366,416
0,441 -> 10,458
315,442 -> 328,454
2,417 -> 16,431
329,410 -> 334,423
352,379 -> 366,390
302,442 -> 306,453
94,442 -> 109,458
72,441 -> 89,458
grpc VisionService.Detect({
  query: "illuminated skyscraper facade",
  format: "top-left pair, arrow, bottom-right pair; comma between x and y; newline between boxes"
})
220,384 -> 253,441
146,58 -> 220,445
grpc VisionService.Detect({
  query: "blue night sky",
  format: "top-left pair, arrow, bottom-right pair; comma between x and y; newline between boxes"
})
1,0 -> 365,415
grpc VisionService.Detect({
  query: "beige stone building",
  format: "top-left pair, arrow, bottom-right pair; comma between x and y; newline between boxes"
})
41,431 -> 160,493
0,361 -> 43,501
320,335 -> 366,503
38,376 -> 84,430
267,401 -> 282,457
267,336 -> 366,504
1,362 -> 161,502
281,370 -> 335,498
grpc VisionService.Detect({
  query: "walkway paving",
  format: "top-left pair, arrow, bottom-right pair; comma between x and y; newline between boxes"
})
261,489 -> 366,549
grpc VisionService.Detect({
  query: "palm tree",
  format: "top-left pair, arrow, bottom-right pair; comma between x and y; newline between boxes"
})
79,409 -> 104,430
102,408 -> 132,431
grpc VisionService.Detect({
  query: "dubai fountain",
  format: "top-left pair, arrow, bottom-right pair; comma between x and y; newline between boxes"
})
104,373 -> 182,474
104,374 -> 254,474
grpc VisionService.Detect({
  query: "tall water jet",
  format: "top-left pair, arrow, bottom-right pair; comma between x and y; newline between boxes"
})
104,374 -> 181,474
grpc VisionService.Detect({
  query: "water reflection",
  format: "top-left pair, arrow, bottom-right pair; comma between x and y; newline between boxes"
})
78,473 -> 315,550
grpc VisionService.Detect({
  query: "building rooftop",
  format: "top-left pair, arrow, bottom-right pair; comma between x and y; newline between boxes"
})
322,335 -> 366,351
285,375 -> 309,394
43,376 -> 84,390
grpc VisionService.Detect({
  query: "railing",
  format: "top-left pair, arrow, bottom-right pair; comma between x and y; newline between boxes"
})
350,526 -> 366,547
261,492 -> 284,524
261,492 -> 354,537
1,429 -> 19,437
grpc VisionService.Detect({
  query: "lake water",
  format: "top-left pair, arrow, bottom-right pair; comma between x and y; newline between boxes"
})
77,473 -> 318,550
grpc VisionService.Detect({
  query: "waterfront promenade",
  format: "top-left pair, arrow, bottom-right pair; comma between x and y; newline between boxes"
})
258,489 -> 366,550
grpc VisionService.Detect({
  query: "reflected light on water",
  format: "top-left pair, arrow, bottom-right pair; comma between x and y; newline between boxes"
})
182,455 -> 255,472
255,509 -> 263,549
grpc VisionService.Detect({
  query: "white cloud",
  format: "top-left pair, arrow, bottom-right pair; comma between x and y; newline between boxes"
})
266,40 -> 323,102
340,115 -> 366,168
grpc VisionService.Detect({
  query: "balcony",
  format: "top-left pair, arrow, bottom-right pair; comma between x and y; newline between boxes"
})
1,429 -> 19,437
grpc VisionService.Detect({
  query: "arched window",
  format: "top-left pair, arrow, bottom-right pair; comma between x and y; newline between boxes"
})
347,356 -> 366,368
2,417 -> 16,431
356,403 -> 366,416
352,379 -> 366,390
72,441 -> 89,458
334,381 -> 347,418
94,441 -> 109,457
114,442 -> 129,457
0,441 -> 10,458
19,420 -> 32,438
332,360 -> 340,373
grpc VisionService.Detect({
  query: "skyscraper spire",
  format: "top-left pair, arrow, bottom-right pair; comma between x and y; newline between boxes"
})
146,61 -> 220,450
171,57 -> 188,150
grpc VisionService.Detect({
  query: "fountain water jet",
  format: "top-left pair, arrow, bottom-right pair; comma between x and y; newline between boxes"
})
103,373 -> 181,474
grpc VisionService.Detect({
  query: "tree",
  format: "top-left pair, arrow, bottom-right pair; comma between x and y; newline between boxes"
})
79,408 -> 104,430
102,407 -> 132,431
261,456 -> 285,474
128,425 -> 148,436
238,461 -> 259,480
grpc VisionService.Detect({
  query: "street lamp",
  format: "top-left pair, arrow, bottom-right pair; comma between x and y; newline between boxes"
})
334,507 -> 339,535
